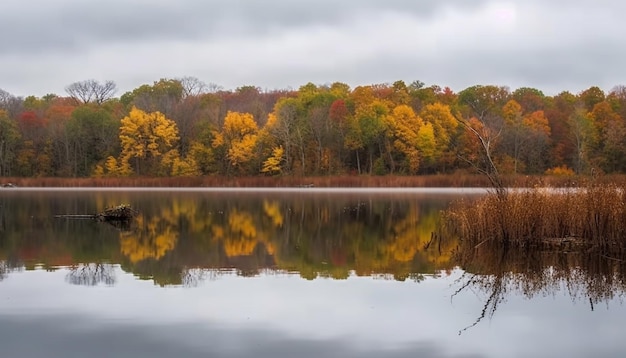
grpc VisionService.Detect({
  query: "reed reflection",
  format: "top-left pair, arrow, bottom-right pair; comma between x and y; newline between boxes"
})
454,243 -> 626,334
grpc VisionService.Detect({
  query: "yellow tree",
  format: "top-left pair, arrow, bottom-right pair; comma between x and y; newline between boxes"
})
118,106 -> 180,176
386,105 -> 423,174
212,111 -> 259,174
160,148 -> 200,176
419,103 -> 458,170
261,146 -> 284,175
417,122 -> 437,166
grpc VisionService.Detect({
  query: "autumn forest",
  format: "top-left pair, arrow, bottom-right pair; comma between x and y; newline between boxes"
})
0,78 -> 624,178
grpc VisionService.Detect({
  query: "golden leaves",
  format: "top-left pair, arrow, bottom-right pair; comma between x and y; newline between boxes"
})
213,111 -> 259,171
261,146 -> 284,174
120,216 -> 178,263
120,107 -> 180,159
263,200 -> 283,227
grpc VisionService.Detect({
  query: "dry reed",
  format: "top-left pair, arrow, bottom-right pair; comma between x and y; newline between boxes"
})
443,183 -> 626,251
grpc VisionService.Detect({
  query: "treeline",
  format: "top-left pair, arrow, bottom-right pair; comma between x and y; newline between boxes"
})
1,78 -> 624,177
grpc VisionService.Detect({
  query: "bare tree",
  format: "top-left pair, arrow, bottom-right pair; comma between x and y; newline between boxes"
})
206,82 -> 223,93
0,88 -> 24,118
65,79 -> 117,104
179,76 -> 207,98
0,88 -> 10,105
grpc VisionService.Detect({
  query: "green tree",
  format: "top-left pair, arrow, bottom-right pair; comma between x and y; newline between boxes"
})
67,105 -> 118,176
569,107 -> 597,174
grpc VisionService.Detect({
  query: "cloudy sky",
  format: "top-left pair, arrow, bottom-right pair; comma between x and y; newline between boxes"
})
1,0 -> 624,97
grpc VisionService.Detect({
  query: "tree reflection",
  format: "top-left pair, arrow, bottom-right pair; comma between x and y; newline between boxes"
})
120,215 -> 178,263
65,263 -> 116,286
0,193 -> 457,286
0,257 -> 23,281
454,243 -> 626,334
181,267 -> 220,287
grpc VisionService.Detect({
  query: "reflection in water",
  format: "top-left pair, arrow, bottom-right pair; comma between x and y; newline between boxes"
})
65,263 -> 117,286
120,215 -> 179,263
2,190 -> 626,357
454,243 -> 626,334
0,190 -> 456,286
0,258 -> 22,281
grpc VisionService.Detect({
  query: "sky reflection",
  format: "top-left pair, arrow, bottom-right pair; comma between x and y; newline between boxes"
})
1,267 -> 625,358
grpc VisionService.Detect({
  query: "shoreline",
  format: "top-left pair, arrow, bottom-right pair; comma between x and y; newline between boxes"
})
0,174 -> 606,188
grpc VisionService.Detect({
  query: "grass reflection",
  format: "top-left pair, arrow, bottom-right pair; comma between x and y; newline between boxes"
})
454,242 -> 626,334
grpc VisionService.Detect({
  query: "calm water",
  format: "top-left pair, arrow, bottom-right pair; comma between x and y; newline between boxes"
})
0,188 -> 625,358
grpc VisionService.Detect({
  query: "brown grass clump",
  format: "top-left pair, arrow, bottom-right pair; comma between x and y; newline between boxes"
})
443,183 -> 626,251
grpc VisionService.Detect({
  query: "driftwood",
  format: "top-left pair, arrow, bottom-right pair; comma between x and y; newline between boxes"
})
55,204 -> 138,222
95,204 -> 138,221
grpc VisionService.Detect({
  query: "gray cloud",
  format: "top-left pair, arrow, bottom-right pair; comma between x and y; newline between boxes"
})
0,314 -> 485,358
1,0 -> 625,96
0,0 -> 488,56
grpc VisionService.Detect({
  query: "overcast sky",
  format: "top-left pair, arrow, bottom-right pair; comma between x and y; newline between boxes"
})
1,0 -> 624,97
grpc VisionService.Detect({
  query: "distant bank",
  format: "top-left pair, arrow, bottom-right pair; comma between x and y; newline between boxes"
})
0,174 -> 613,188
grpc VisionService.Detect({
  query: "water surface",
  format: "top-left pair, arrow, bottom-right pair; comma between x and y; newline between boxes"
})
0,188 -> 624,357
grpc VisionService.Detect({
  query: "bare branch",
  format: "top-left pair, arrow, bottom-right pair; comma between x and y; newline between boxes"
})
65,79 -> 117,104
0,88 -> 10,104
179,76 -> 207,98
92,80 -> 117,104
456,116 -> 506,194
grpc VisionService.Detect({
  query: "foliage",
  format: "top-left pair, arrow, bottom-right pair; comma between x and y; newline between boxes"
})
0,110 -> 20,175
545,165 -> 575,176
2,79 -> 626,178
212,111 -> 259,174
118,107 -> 180,176
261,146 -> 284,175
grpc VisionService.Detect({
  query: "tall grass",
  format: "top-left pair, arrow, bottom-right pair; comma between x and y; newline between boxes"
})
443,183 -> 626,251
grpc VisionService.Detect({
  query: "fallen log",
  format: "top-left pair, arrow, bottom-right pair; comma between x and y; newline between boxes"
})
55,204 -> 138,221
95,204 -> 138,221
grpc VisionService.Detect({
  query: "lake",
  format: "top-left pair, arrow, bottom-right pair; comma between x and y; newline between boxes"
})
0,188 -> 625,358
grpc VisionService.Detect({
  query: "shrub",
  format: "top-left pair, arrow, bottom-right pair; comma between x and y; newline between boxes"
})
545,165 -> 575,176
